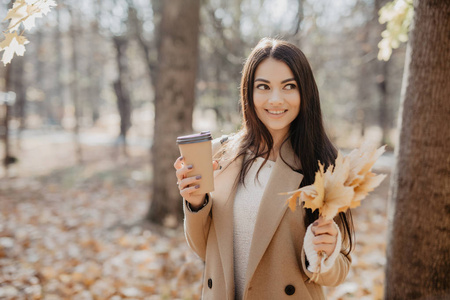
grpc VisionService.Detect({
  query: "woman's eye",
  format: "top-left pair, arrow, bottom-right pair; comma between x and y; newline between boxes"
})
256,84 -> 270,90
284,83 -> 297,90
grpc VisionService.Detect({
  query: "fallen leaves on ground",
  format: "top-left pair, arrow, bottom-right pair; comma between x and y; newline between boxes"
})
0,139 -> 391,299
0,144 -> 204,300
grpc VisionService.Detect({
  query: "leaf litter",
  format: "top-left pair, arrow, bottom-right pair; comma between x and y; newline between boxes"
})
0,140 -> 391,299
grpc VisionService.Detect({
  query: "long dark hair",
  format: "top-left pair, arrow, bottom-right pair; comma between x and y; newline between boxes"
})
232,37 -> 354,255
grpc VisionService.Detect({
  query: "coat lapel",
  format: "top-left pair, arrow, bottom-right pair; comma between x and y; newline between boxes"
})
211,152 -> 242,299
244,142 -> 304,286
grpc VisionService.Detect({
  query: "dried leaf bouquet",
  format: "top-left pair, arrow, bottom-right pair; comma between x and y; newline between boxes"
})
282,143 -> 387,281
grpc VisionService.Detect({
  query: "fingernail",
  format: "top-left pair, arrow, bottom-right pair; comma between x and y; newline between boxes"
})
188,165 -> 193,169
196,175 -> 202,180
313,221 -> 318,226
179,156 -> 184,161
195,185 -> 200,189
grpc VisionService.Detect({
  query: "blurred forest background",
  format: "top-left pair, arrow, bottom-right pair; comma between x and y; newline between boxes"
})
0,0 -> 405,158
0,0 -> 413,299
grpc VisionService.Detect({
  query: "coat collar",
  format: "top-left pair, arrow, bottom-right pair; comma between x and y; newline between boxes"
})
211,140 -> 303,298
244,141 -> 303,286
211,152 -> 242,299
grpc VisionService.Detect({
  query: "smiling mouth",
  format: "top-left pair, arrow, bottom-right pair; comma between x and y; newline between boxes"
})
266,109 -> 287,115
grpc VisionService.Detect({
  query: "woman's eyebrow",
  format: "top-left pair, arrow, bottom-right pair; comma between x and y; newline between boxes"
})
281,78 -> 295,83
254,78 -> 296,83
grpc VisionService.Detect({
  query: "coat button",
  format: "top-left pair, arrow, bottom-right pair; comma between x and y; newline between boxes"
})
285,285 -> 295,295
208,278 -> 213,289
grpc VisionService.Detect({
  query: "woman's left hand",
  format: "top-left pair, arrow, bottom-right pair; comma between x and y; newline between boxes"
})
310,216 -> 338,257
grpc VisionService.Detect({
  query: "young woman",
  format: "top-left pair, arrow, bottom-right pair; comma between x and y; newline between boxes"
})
174,38 -> 353,300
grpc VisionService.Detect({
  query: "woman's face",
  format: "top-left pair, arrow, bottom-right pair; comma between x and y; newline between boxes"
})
253,58 -> 301,141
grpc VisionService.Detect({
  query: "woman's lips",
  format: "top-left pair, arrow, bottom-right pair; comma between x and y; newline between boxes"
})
265,109 -> 287,118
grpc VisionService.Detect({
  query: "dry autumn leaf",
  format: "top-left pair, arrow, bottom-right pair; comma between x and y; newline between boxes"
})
4,0 -> 28,32
281,144 -> 386,283
282,144 -> 386,221
0,0 -> 56,65
283,163 -> 325,212
0,32 -> 29,65
320,152 -> 354,220
346,143 -> 386,187
303,162 -> 325,212
353,172 -> 387,205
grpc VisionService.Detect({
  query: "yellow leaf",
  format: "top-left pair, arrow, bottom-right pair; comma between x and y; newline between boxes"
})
37,0 -> 57,15
4,0 -> 28,32
5,0 -> 56,32
0,32 -> 29,65
72,272 -> 84,283
282,145 -> 385,220
338,205 -> 350,213
41,266 -> 57,280
359,144 -> 386,175
346,143 -> 386,187
26,4 -> 41,16
303,164 -> 325,212
320,152 -> 354,220
353,173 -> 386,203
22,6 -> 41,31
285,191 -> 301,212
0,32 -> 16,49
350,200 -> 361,209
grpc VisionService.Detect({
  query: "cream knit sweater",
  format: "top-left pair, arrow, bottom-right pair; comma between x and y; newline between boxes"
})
233,157 -> 274,300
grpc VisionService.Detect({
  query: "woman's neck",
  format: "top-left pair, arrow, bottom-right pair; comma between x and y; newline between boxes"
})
268,131 -> 288,161
248,130 -> 288,162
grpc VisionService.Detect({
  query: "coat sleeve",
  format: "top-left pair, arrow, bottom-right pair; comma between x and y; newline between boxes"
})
183,195 -> 213,261
182,136 -> 225,261
300,216 -> 352,286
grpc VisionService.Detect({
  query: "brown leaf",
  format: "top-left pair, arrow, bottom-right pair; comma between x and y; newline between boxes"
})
284,191 -> 301,212
302,163 -> 325,212
353,173 -> 387,203
346,144 -> 386,188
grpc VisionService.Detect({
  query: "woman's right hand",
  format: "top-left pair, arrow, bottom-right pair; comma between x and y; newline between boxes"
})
174,156 -> 219,210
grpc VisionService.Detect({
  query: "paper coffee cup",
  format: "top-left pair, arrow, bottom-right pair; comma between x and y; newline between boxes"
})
177,131 -> 214,195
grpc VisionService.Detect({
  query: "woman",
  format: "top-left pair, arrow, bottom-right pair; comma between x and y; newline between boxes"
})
174,38 -> 353,300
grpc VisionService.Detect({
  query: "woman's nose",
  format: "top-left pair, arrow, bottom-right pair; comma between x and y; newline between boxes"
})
268,90 -> 283,105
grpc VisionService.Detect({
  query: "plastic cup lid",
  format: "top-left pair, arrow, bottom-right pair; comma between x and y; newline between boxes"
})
177,131 -> 212,144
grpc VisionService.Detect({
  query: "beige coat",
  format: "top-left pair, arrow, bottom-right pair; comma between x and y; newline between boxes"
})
183,138 -> 351,299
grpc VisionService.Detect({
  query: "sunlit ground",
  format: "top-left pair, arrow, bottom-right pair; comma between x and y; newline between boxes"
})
0,114 -> 392,299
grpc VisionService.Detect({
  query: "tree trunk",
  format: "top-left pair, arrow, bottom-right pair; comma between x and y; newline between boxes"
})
88,22 -> 101,125
5,0 -> 25,153
129,1 -> 162,90
11,55 -> 25,153
69,7 -> 82,163
356,21 -> 370,138
34,30 -> 47,123
113,36 -> 132,157
2,103 -> 10,177
377,61 -> 389,146
2,63 -> 13,177
147,0 -> 201,226
54,4 -> 65,126
375,0 -> 391,147
89,0 -> 104,125
292,0 -> 304,40
385,1 -> 450,299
